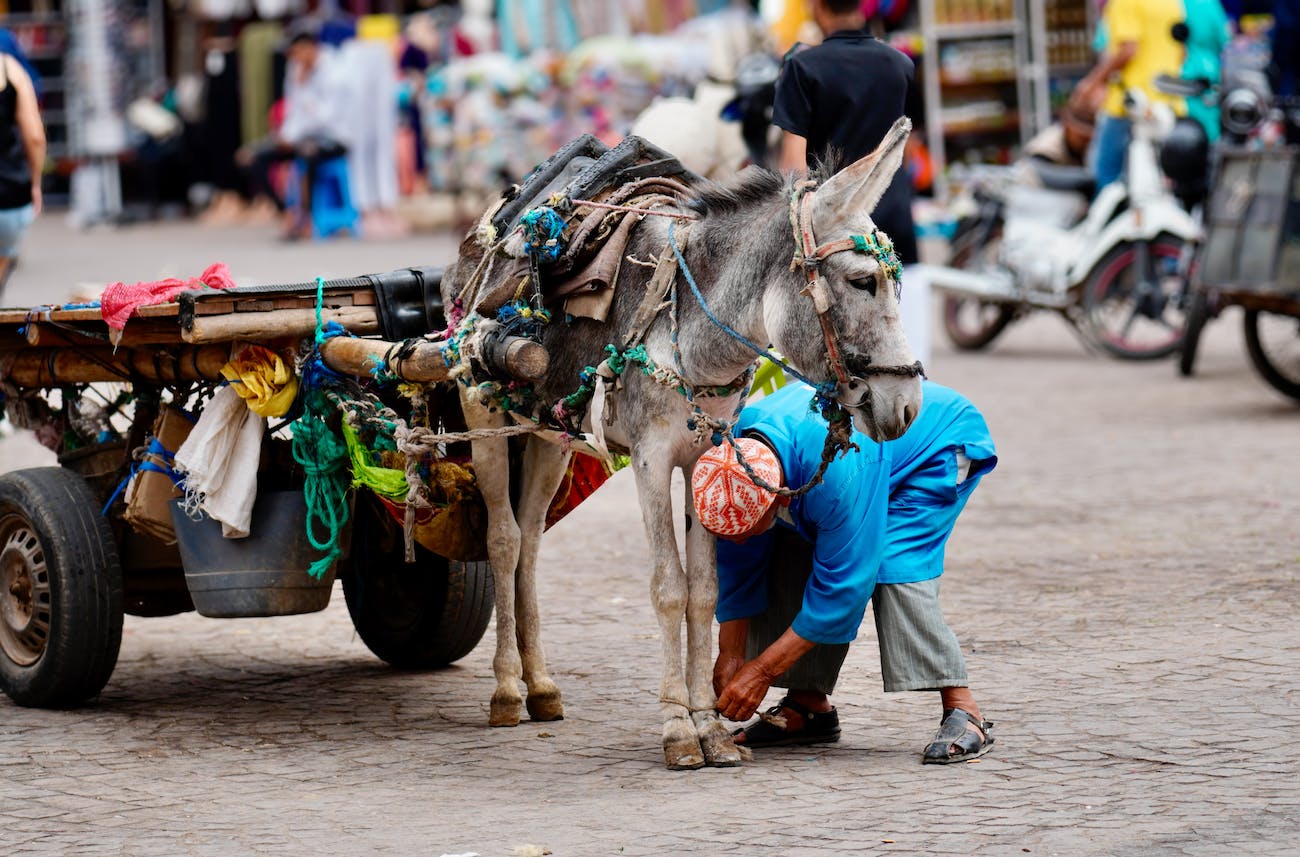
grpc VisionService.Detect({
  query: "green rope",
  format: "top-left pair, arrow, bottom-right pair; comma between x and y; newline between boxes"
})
342,419 -> 408,501
291,388 -> 350,580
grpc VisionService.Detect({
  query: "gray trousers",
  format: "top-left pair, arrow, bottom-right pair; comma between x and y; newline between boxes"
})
745,527 -> 969,695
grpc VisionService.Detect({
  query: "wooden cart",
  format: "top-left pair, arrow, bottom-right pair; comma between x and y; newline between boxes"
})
0,269 -> 549,709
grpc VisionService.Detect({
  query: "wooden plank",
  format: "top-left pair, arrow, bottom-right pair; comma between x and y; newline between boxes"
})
182,306 -> 380,343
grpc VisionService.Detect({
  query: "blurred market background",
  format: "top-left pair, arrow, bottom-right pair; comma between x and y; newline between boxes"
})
0,0 -> 1275,241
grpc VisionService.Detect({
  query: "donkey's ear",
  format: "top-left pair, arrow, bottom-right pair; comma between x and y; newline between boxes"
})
813,117 -> 911,227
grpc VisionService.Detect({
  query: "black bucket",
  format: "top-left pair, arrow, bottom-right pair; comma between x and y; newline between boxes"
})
170,491 -> 337,618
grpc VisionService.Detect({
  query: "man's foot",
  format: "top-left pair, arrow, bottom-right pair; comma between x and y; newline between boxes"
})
732,696 -> 840,748
922,707 -> 994,764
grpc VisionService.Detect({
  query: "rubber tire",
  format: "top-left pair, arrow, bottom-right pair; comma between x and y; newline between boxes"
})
1243,309 -> 1300,402
941,216 -> 1016,351
1081,236 -> 1188,360
1178,288 -> 1211,377
342,496 -> 494,669
0,467 -> 124,708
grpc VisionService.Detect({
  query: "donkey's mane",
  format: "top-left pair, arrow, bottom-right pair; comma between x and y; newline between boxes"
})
689,167 -> 786,217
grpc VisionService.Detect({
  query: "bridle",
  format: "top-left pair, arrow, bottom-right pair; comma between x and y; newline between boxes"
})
656,178 -> 927,498
788,178 -> 925,407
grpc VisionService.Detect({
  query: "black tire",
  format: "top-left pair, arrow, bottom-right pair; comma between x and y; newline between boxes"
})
942,216 -> 1016,351
1178,287 -> 1211,377
342,496 -> 494,668
1243,309 -> 1300,401
0,468 -> 124,708
1081,235 -> 1188,360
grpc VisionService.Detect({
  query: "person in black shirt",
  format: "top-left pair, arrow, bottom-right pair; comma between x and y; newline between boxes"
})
0,51 -> 43,293
773,0 -> 918,265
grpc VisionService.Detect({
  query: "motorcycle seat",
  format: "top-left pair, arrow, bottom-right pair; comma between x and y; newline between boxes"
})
1029,161 -> 1096,198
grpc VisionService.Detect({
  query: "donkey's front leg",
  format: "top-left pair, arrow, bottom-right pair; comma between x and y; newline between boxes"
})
464,400 -> 525,727
513,437 -> 572,722
631,443 -> 704,770
683,473 -> 743,767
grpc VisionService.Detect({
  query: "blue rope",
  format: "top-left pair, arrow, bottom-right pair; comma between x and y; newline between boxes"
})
667,221 -> 837,404
521,206 -> 567,262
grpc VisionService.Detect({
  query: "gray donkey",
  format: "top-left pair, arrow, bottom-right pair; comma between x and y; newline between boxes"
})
441,118 -> 923,769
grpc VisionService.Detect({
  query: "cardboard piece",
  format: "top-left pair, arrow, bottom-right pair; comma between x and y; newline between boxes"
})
124,405 -> 195,543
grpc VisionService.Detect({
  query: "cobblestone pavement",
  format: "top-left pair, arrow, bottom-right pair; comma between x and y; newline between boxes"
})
0,218 -> 1297,856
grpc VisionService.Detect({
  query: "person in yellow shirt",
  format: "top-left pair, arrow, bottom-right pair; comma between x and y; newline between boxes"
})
1075,0 -> 1186,190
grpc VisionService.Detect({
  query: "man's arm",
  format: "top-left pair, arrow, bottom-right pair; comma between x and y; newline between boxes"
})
779,131 -> 808,174
9,58 -> 45,214
715,626 -> 815,721
1075,41 -> 1137,107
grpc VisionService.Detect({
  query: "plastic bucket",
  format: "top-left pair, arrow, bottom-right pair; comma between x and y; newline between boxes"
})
170,491 -> 337,618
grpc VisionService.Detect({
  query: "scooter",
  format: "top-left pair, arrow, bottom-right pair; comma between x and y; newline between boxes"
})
916,89 -> 1203,359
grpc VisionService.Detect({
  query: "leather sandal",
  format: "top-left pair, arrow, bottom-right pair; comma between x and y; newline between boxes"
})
733,696 -> 841,748
922,707 -> 994,764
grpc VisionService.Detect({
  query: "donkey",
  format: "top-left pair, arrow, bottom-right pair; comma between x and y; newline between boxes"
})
441,118 -> 923,769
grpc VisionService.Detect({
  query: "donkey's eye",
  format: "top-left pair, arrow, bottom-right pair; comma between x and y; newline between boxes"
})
849,274 -> 878,297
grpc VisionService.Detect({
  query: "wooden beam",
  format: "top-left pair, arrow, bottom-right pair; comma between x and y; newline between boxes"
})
181,306 -> 380,344
0,345 -> 231,386
319,333 -> 548,384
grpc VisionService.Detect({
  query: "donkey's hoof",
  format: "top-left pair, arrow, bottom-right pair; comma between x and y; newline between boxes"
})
700,721 -> 745,768
526,690 -> 565,723
489,693 -> 523,727
664,743 -> 706,771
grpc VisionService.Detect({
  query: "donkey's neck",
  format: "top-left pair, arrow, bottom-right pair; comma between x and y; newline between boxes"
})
666,206 -> 793,388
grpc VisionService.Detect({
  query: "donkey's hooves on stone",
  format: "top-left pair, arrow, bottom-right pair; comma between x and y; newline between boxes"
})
664,737 -> 706,771
490,695 -> 523,727
701,732 -> 745,767
526,693 -> 565,722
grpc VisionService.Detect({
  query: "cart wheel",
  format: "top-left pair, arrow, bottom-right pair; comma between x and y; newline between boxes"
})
342,496 -> 493,668
0,468 -> 124,708
1178,288 -> 1212,377
1243,309 -> 1300,401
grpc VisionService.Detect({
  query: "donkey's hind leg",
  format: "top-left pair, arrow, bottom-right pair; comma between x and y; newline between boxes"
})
513,436 -> 572,722
463,397 -> 525,727
630,440 -> 704,770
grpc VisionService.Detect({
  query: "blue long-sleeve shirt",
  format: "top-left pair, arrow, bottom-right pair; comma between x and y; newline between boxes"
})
715,380 -> 996,645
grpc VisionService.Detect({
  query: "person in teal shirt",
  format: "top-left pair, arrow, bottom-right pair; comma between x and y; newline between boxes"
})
698,380 -> 997,763
1181,0 -> 1232,140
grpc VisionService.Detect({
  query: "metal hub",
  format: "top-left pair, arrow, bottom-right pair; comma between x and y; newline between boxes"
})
0,516 -> 50,667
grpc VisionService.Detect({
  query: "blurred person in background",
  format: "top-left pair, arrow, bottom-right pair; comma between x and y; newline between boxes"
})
1076,0 -> 1186,190
1178,0 -> 1231,141
0,48 -> 45,293
236,23 -> 349,240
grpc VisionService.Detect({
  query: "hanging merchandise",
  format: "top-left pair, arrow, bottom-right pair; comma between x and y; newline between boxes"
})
338,39 -> 401,214
237,22 -> 283,147
497,0 -> 580,58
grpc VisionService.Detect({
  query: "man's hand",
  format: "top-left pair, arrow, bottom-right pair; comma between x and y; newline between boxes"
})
29,183 -> 41,216
716,659 -> 778,722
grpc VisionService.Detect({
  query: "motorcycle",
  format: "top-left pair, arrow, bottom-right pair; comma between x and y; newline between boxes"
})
918,89 -> 1204,359
1172,69 -> 1300,402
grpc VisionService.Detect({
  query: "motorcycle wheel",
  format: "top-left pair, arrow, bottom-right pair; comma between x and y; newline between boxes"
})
1080,235 -> 1188,360
1178,287 -> 1212,377
941,217 -> 1016,351
1243,309 -> 1300,401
